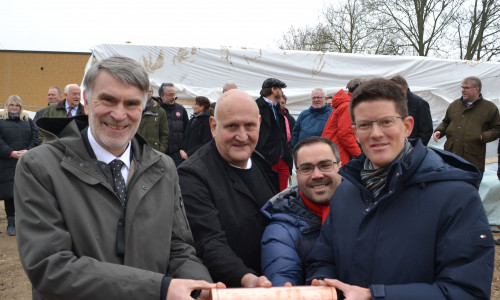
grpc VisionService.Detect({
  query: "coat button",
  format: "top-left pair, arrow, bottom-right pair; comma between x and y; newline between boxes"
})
142,185 -> 147,190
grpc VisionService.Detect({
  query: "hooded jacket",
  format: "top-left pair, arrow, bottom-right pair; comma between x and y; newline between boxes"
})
15,115 -> 211,300
290,105 -> 333,149
306,139 -> 494,299
261,186 -> 322,286
322,89 -> 361,164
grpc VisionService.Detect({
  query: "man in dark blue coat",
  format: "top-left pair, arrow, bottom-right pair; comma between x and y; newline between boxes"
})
306,78 -> 494,299
261,136 -> 342,286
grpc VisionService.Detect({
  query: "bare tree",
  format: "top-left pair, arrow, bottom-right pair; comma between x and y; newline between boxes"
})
455,0 -> 500,61
279,0 -> 401,55
278,25 -> 324,52
368,0 -> 465,56
320,0 -> 372,53
279,0 -> 500,61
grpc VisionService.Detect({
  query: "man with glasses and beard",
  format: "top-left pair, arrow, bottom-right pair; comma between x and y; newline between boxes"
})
261,136 -> 342,286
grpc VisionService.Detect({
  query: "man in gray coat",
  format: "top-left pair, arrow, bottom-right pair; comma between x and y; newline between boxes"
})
14,56 -> 220,300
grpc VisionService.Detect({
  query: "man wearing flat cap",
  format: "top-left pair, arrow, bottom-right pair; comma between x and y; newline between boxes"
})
256,78 -> 293,191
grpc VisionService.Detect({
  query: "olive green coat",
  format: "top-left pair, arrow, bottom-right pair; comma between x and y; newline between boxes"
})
435,96 -> 500,172
15,116 -> 210,299
137,99 -> 169,153
37,100 -> 84,145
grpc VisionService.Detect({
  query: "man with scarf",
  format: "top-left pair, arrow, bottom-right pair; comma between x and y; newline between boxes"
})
306,78 -> 494,299
261,136 -> 342,286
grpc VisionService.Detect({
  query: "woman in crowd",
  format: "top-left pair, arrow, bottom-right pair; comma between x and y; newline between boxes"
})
0,95 -> 38,236
179,96 -> 214,161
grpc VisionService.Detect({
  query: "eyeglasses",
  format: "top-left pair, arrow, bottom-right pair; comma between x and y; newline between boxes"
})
296,160 -> 338,175
352,116 -> 406,131
312,97 -> 325,100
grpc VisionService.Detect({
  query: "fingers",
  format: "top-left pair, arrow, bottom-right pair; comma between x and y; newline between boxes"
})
433,131 -> 440,142
323,279 -> 372,300
241,273 -> 271,287
189,280 -> 217,290
311,279 -> 326,286
324,278 -> 345,289
284,282 -> 293,287
257,276 -> 272,288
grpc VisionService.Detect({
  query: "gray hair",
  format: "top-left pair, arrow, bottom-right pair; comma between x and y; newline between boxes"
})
222,81 -> 238,93
64,84 -> 80,94
49,86 -> 63,97
159,82 -> 174,97
84,56 -> 149,103
311,88 -> 327,99
463,76 -> 482,92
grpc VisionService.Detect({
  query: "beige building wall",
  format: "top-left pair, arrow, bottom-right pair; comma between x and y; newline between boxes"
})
0,51 -> 91,112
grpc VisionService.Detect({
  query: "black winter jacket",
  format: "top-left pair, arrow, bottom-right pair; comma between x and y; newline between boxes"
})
407,90 -> 433,145
0,113 -> 37,199
181,111 -> 212,157
160,102 -> 188,155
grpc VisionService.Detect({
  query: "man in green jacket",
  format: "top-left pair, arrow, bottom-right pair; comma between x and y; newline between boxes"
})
137,86 -> 169,153
15,56 -> 219,300
434,76 -> 500,172
37,84 -> 85,144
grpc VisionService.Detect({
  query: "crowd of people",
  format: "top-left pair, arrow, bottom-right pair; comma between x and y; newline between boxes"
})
1,55 -> 498,299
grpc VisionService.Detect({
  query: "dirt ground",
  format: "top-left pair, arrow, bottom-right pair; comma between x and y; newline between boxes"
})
1,202 -> 500,300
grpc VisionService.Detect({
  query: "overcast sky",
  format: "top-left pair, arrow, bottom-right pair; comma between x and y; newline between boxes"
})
1,0 -> 327,52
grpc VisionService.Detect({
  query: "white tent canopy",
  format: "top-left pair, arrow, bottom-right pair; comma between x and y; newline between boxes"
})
85,44 -> 500,224
85,44 -> 500,122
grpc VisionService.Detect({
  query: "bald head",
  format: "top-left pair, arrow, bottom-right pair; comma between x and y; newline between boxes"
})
210,89 -> 261,168
214,89 -> 258,120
